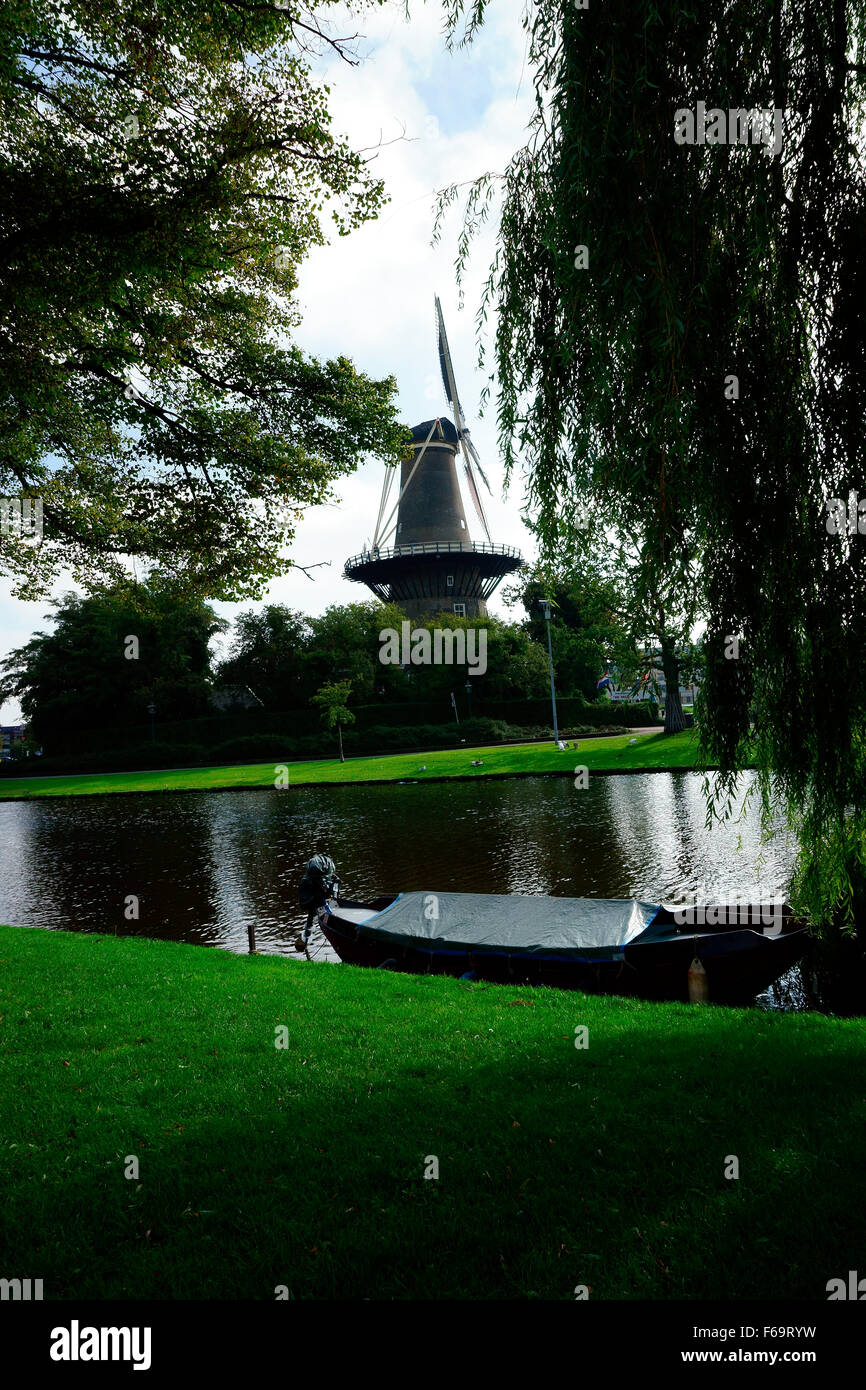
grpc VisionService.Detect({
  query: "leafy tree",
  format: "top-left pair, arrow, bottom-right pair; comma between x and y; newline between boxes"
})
311,677 -> 354,762
216,605 -> 312,710
0,582 -> 225,747
511,563 -> 637,704
477,617 -> 550,704
385,613 -> 549,710
611,527 -> 701,733
305,600 -> 408,703
217,600 -> 551,715
440,0 -> 866,932
0,0 -> 407,600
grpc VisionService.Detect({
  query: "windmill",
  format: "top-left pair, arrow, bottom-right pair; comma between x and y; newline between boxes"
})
343,297 -> 523,620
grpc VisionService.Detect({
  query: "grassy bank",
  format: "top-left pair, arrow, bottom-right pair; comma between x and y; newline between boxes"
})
0,923 -> 861,1300
0,729 -> 702,800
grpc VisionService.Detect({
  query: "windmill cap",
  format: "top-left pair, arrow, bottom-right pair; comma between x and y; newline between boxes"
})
410,417 -> 459,445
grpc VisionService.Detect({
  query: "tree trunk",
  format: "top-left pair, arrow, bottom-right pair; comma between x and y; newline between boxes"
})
338,722 -> 345,763
660,636 -> 685,734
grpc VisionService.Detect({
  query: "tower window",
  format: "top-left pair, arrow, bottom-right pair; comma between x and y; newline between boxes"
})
459,519 -> 466,529
453,602 -> 466,617
446,574 -> 454,587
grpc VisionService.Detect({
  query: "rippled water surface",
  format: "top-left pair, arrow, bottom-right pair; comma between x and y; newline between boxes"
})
0,773 -> 797,964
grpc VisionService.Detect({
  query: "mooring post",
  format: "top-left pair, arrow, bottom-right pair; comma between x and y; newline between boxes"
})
248,921 -> 257,955
688,950 -> 708,1003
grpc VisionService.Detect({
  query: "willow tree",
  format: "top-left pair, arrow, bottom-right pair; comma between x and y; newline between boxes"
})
440,0 -> 866,933
0,1 -> 406,601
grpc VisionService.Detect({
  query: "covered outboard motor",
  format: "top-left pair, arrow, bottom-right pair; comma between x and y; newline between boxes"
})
299,850 -> 339,942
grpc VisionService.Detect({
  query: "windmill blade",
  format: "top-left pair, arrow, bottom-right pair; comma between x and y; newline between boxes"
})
463,431 -> 492,495
435,294 -> 462,417
435,294 -> 494,539
459,438 -> 492,543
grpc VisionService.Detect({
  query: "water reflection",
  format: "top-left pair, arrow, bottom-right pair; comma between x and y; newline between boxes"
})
0,772 -> 798,962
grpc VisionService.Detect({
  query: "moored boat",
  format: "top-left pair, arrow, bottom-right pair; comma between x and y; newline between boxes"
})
318,892 -> 807,1004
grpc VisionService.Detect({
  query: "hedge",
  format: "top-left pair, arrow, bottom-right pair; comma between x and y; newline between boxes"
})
40,696 -> 658,758
0,714 -> 654,778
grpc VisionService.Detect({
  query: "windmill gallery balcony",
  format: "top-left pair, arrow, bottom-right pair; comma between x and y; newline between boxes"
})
344,540 -> 524,616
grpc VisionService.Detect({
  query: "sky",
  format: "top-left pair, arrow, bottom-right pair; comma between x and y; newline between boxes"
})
0,0 -> 538,724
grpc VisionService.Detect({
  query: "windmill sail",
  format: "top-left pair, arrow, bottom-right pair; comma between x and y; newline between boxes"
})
464,433 -> 492,494
434,295 -> 493,543
462,455 -> 491,540
436,296 -> 461,415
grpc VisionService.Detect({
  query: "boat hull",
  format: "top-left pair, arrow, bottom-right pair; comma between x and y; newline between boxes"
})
319,899 -> 807,1005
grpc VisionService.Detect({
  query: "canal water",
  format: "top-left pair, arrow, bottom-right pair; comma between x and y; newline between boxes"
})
0,769 -> 799,959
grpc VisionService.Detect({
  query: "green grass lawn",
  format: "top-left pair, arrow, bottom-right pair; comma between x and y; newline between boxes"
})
0,730 -> 703,800
0,923 -> 861,1300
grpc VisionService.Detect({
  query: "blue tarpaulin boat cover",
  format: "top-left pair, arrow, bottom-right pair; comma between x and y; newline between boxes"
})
356,893 -> 662,960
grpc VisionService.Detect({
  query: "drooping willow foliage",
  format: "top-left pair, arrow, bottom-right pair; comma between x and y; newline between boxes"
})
438,0 -> 866,929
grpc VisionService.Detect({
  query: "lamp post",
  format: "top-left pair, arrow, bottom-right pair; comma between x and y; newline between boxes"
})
465,679 -> 473,720
147,702 -> 156,744
539,599 -> 560,746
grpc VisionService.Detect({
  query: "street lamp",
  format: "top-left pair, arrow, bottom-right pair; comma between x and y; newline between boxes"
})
465,679 -> 473,720
538,599 -> 560,746
147,702 -> 156,744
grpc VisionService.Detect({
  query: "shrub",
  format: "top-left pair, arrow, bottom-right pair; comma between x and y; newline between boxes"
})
212,735 -> 299,762
364,726 -> 421,750
91,743 -> 208,771
456,718 -> 513,743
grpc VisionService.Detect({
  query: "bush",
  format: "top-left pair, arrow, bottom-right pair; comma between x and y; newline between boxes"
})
38,695 -> 660,759
0,743 -> 209,776
212,735 -> 299,762
92,742 -> 209,771
0,711 -> 661,777
455,718 -> 513,744
364,726 -> 421,750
